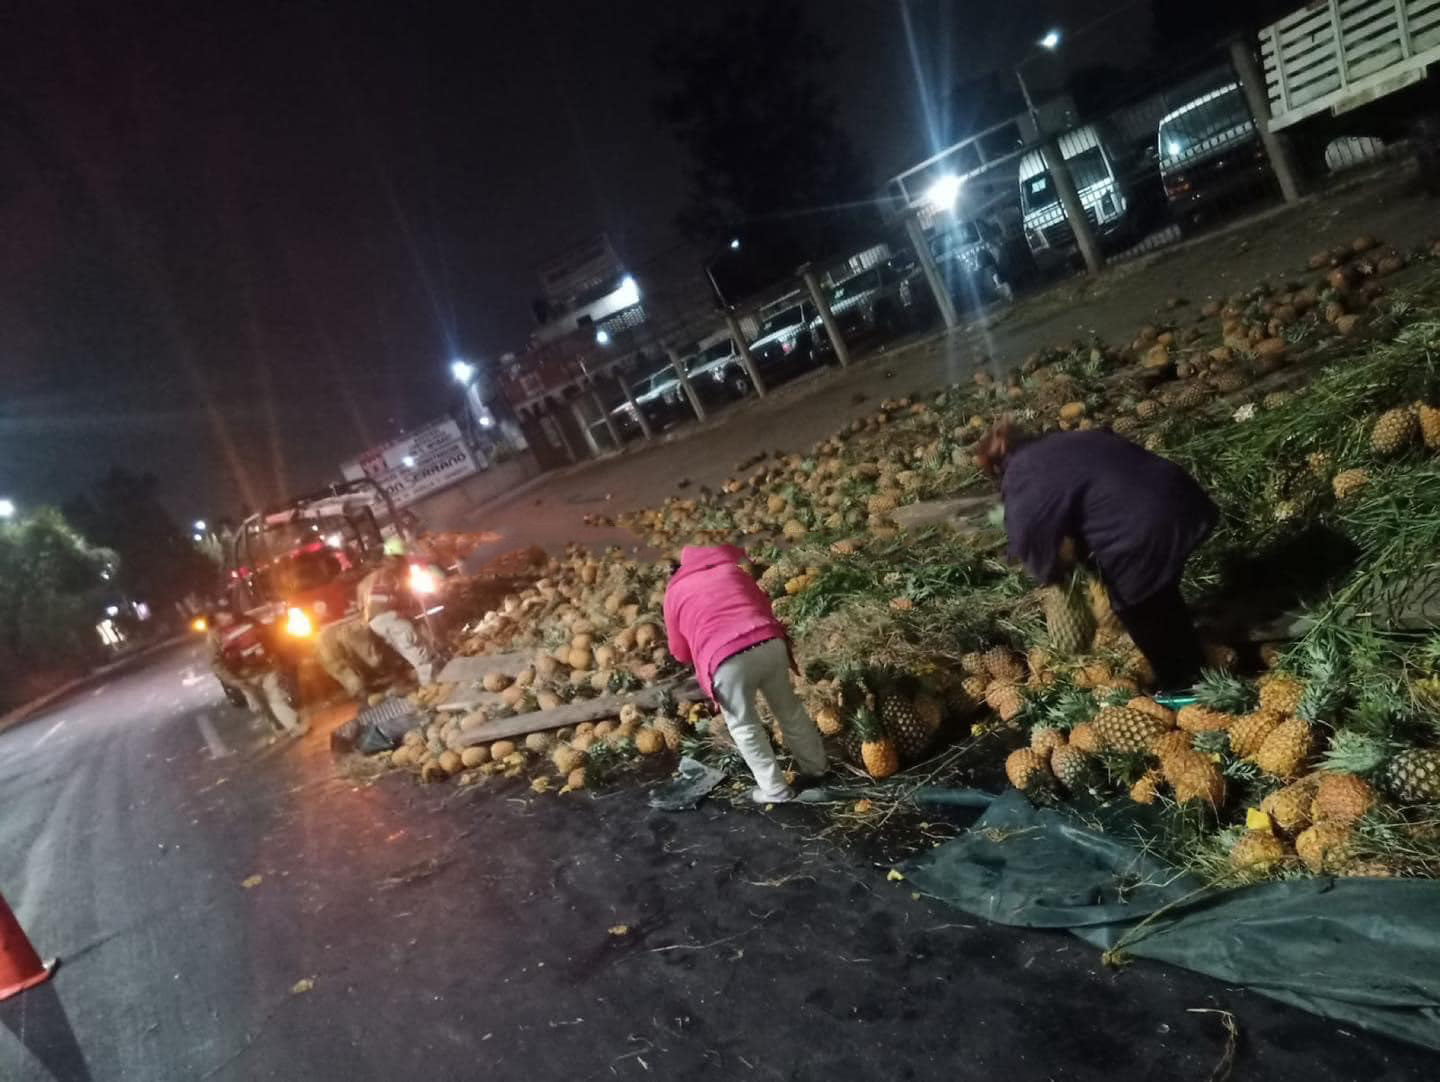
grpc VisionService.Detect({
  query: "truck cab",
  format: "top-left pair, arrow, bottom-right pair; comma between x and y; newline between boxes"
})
1158,83 -> 1269,216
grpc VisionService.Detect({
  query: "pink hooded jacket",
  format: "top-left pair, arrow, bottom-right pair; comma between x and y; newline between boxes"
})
663,544 -> 788,700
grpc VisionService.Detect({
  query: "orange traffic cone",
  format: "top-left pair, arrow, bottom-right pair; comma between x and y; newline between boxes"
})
0,891 -> 55,1001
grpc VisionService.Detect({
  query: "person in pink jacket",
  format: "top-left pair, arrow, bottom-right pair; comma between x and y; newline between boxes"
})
663,544 -> 828,803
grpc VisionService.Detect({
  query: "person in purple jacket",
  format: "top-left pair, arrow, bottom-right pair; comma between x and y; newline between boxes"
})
976,421 -> 1219,701
664,544 -> 828,803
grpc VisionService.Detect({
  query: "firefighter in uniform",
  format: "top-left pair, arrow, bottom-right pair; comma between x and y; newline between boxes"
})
206,600 -> 303,734
316,617 -> 389,700
358,538 -> 438,685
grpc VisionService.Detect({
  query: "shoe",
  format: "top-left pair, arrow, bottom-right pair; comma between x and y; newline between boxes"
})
751,786 -> 796,805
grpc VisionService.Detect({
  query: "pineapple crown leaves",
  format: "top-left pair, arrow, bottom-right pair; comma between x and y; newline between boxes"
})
1191,729 -> 1231,758
1320,728 -> 1396,777
1194,669 -> 1257,714
1040,685 -> 1099,731
850,704 -> 884,741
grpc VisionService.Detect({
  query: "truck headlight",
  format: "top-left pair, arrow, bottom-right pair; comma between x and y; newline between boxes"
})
285,607 -> 314,638
409,564 -> 440,596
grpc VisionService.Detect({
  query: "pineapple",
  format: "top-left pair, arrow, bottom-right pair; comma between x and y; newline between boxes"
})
1295,821 -> 1355,874
1252,719 -> 1314,777
1383,749 -> 1440,804
880,693 -> 938,763
1092,706 -> 1174,754
814,705 -> 844,737
1030,726 -> 1067,757
984,681 -> 1026,722
1068,721 -> 1104,754
1257,673 -> 1305,715
1176,704 -> 1233,733
1051,744 -> 1095,792
1149,730 -> 1194,759
1228,710 -> 1284,758
1370,406 -> 1418,456
1005,748 -> 1059,806
1417,402 -> 1440,451
1160,747 -> 1226,809
853,707 -> 898,779
1230,831 -> 1290,874
653,715 -> 685,753
1129,770 -> 1163,805
1042,576 -> 1096,654
1332,468 -> 1370,502
1087,578 -> 1124,636
1322,730 -> 1440,804
982,646 -> 1025,682
1310,772 -> 1374,823
1195,669 -> 1256,713
956,674 -> 991,715
1260,775 -> 1320,834
959,651 -> 988,676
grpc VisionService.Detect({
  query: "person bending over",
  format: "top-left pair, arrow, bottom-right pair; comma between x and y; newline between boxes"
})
976,421 -> 1218,702
664,544 -> 827,803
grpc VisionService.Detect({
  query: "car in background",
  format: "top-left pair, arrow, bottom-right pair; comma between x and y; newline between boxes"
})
817,255 -> 936,352
928,219 -> 1020,310
1158,83 -> 1270,218
607,362 -> 690,438
748,299 -> 820,379
1018,124 -> 1135,267
685,332 -> 754,404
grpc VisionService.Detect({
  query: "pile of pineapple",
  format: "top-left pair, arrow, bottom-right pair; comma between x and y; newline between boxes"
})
375,544 -> 720,791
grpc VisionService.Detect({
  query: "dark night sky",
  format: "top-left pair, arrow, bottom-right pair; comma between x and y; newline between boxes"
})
0,0 -> 1154,522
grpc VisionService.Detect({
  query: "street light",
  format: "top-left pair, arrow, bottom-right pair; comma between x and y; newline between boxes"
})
595,328 -> 611,346
728,237 -> 741,250
194,519 -> 207,532
450,359 -> 476,384
0,498 -> 13,519
924,173 -> 964,213
613,274 -> 640,308
1016,27 -> 1063,125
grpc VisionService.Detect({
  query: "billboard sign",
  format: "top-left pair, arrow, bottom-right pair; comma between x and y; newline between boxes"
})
340,418 -> 478,508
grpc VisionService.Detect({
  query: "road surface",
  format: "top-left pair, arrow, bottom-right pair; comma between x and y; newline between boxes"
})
2,643 -> 1437,1080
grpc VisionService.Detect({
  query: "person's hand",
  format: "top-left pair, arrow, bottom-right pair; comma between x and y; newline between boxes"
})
1057,535 -> 1078,570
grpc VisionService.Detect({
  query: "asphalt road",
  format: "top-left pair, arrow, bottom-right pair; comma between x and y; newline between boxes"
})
3,643 -> 1438,1080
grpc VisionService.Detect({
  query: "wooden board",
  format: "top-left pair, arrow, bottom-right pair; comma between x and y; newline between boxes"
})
435,651 -> 534,685
456,677 -> 703,746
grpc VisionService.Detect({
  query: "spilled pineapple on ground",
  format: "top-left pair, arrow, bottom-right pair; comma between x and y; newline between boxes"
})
356,230 -> 1440,888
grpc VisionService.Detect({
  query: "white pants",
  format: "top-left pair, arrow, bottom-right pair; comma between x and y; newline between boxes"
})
711,638 -> 826,799
369,611 -> 436,685
241,671 -> 302,733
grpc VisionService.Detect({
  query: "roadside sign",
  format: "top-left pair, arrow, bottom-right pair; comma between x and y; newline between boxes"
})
340,418 -> 478,508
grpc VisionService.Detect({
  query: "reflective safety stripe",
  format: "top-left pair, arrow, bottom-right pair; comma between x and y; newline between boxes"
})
222,622 -> 256,644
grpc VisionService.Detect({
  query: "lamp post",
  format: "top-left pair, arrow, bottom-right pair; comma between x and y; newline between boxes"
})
450,358 -> 495,465
1014,27 -> 1103,275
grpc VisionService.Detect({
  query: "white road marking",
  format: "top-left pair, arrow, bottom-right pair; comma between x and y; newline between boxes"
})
33,718 -> 67,748
197,714 -> 232,759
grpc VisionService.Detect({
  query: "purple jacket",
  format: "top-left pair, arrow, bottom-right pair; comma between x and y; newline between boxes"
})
1001,431 -> 1217,610
663,544 -> 788,700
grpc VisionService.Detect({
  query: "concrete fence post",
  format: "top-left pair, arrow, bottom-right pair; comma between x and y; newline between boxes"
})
667,348 -> 707,422
614,370 -> 653,440
570,399 -> 601,458
725,310 -> 767,397
800,266 -> 850,367
904,213 -> 960,331
1229,37 -> 1304,204
590,386 -> 621,448
1042,135 -> 1105,274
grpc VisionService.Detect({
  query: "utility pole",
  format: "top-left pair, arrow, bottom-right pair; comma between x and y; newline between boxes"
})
904,213 -> 959,331
800,266 -> 850,367
724,311 -> 767,397
614,371 -> 653,440
666,348 -> 707,422
1229,37 -> 1303,204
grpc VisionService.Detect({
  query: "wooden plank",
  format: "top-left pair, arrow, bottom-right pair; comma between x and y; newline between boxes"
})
456,676 -> 703,746
435,651 -> 534,685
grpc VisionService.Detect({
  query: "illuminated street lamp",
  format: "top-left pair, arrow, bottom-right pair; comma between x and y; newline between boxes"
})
0,498 -> 13,519
924,173 -> 964,213
450,358 -> 476,384
613,274 -> 640,308
1016,27 -> 1063,125
595,328 -> 611,346
729,237 -> 741,250
194,519 -> 207,532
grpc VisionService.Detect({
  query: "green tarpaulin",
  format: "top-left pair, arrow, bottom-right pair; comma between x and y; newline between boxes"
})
902,789 -> 1440,1052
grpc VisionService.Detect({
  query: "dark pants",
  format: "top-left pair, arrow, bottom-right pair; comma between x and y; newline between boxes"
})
1113,582 -> 1204,692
